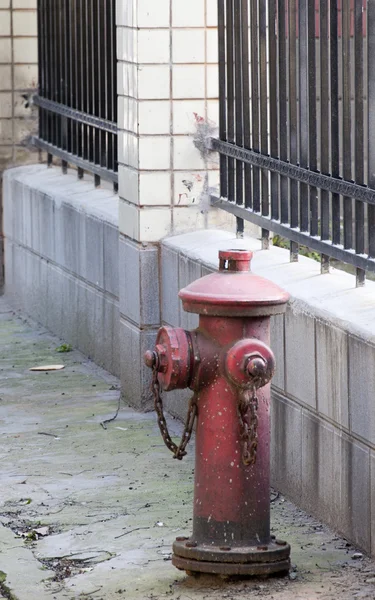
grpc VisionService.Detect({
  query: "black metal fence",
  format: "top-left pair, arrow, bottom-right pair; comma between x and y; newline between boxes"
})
34,0 -> 118,187
213,0 -> 375,285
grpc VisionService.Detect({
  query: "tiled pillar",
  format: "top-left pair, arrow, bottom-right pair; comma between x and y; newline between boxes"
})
117,0 -> 228,241
0,0 -> 38,170
0,0 -> 39,290
117,0 -> 229,409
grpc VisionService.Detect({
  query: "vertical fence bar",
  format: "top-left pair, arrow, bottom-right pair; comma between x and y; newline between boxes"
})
107,0 -> 114,173
269,0 -> 278,222
259,0 -> 269,247
354,0 -> 365,285
289,0 -> 299,261
218,0 -> 228,199
308,0 -> 318,237
320,0 -> 330,272
61,0 -> 68,170
278,0 -> 289,225
111,0 -> 117,174
242,0 -> 252,210
37,0 -> 44,139
58,0 -> 63,153
226,0 -> 235,211
330,0 -> 340,247
299,0 -> 309,233
102,1 -> 108,170
234,0 -> 244,235
75,0 -> 82,176
342,0 -> 353,249
368,0 -> 375,260
52,0 -> 58,146
251,0 -> 260,214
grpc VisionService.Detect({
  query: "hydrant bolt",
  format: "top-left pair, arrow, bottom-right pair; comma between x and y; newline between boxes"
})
144,350 -> 157,369
247,356 -> 268,379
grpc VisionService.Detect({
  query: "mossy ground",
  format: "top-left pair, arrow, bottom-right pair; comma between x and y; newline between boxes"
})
0,300 -> 374,599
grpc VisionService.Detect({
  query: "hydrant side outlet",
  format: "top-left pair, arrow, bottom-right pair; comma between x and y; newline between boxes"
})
144,250 -> 291,577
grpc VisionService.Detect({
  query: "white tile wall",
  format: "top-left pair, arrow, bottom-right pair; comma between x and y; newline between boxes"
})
206,29 -> 219,63
138,101 -> 171,135
138,30 -> 170,64
0,65 -> 12,90
119,131 -> 139,168
0,92 -> 12,118
172,100 -> 205,134
139,136 -> 171,170
0,38 -> 11,63
118,62 -> 138,98
171,0 -> 205,27
14,64 -> 38,89
173,136 -> 205,170
173,171 -> 205,206
138,0 -> 170,28
173,206 -> 206,234
119,200 -> 140,239
117,27 -> 137,63
118,96 -> 138,133
172,30 -> 205,64
118,165 -> 139,204
116,0 -> 137,27
13,0 -> 37,7
139,172 -> 171,205
138,65 -> 170,99
206,0 -> 218,27
0,10 -> 11,35
12,9 -> 37,36
117,0 -> 220,241
0,3 -> 38,168
206,64 -> 219,98
172,65 -> 205,99
139,207 -> 172,241
13,37 -> 38,63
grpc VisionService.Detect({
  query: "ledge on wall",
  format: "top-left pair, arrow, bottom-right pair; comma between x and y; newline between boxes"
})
163,229 -> 375,344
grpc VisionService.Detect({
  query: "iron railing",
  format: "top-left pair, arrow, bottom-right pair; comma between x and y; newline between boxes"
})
213,0 -> 375,286
35,0 -> 118,187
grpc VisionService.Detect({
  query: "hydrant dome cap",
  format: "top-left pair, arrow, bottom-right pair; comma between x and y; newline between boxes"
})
179,250 -> 290,317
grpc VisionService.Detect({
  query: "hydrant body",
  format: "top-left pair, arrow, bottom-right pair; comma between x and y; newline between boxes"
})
145,250 -> 291,576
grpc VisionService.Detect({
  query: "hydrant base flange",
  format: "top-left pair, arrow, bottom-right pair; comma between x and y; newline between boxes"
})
172,539 -> 290,577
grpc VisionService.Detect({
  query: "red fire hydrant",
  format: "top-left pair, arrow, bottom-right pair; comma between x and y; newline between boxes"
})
144,249 -> 290,576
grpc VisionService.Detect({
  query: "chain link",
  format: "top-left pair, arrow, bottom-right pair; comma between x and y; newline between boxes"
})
152,366 -> 258,465
237,386 -> 259,466
152,368 -> 197,460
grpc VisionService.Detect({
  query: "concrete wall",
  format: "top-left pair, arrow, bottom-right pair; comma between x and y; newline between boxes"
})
160,230 -> 375,557
3,164 -> 120,376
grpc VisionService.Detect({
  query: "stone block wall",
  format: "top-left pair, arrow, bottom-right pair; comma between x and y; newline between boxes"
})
3,164 -> 120,376
160,230 -> 375,557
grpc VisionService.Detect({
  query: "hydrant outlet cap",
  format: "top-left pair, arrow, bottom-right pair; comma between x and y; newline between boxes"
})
179,249 -> 290,317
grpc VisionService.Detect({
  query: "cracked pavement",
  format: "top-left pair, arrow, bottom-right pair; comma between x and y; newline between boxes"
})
1,297 -> 375,600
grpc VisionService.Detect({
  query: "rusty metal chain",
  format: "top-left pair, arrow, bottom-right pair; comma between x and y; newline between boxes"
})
237,386 -> 259,466
152,367 -> 197,460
